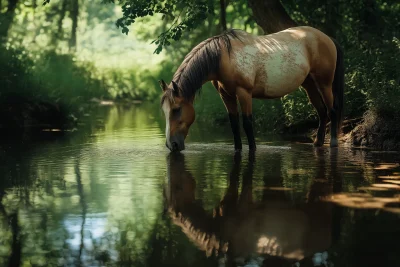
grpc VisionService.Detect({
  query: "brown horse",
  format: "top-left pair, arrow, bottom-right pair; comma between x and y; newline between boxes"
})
160,26 -> 344,152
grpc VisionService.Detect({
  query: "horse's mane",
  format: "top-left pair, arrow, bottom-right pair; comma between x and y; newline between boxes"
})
162,29 -> 241,104
169,209 -> 226,256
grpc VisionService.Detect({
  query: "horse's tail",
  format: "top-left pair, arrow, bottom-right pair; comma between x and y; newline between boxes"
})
331,38 -> 344,133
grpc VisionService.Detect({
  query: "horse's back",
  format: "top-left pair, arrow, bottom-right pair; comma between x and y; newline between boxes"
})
270,26 -> 337,78
221,26 -> 337,98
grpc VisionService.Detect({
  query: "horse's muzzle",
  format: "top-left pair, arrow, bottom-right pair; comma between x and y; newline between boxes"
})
170,142 -> 185,152
166,136 -> 185,152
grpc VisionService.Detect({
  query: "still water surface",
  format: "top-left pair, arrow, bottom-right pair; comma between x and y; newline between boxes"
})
0,104 -> 399,267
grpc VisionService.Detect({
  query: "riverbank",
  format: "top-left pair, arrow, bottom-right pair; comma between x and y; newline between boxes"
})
343,111 -> 400,151
1,96 -> 399,151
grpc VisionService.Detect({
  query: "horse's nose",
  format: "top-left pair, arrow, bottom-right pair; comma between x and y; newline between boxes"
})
171,142 -> 179,151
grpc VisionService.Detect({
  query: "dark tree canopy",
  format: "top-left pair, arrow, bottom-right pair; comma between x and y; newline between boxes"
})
110,0 -> 217,53
103,0 -> 298,53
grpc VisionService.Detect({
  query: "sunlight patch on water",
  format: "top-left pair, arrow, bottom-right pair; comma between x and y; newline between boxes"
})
357,186 -> 388,191
323,193 -> 400,214
371,183 -> 400,189
378,175 -> 400,179
383,180 -> 400,184
184,143 -> 291,153
373,163 -> 399,170
254,186 -> 294,191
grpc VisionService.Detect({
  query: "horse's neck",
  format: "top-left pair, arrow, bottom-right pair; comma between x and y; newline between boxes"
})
173,70 -> 216,103
175,67 -> 217,85
173,47 -> 220,99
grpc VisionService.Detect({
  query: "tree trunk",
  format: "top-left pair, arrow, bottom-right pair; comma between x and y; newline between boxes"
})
359,0 -> 383,43
8,212 -> 21,267
324,0 -> 339,38
247,0 -> 297,34
75,163 -> 87,266
0,0 -> 19,39
69,0 -> 78,51
57,0 -> 67,38
6,0 -> 16,12
219,0 -> 227,32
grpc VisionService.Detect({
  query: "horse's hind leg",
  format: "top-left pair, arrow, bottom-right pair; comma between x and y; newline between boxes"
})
302,75 -> 328,147
313,76 -> 338,147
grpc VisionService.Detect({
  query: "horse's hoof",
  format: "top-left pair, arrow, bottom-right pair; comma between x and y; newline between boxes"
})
313,141 -> 324,147
330,140 -> 338,147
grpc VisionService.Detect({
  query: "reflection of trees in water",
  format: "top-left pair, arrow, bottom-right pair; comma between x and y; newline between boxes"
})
0,145 -> 69,266
8,211 -> 21,267
0,105 -> 400,266
0,105 -> 165,265
74,162 -> 87,266
0,146 -> 34,267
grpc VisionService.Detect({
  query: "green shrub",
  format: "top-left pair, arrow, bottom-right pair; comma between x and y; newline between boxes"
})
0,45 -> 109,110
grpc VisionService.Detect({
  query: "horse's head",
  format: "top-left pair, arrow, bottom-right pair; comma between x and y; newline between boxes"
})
160,79 -> 195,152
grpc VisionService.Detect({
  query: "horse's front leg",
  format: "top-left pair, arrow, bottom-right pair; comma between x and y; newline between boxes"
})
217,87 -> 242,152
237,88 -> 256,151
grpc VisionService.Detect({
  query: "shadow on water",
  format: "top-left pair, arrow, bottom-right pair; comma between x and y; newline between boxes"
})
0,104 -> 399,267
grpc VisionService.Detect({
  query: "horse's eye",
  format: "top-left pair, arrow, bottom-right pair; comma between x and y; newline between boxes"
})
172,107 -> 181,114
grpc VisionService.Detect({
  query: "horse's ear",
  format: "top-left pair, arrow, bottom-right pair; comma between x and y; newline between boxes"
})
159,80 -> 168,92
171,81 -> 179,96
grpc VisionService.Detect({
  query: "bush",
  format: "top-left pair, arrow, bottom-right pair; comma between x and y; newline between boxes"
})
0,45 -> 108,109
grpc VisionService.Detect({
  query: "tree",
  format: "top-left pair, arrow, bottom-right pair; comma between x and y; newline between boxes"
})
0,0 -> 19,39
42,0 -> 297,53
55,0 -> 67,40
219,0 -> 227,31
108,0 -> 297,52
69,0 -> 79,51
247,0 -> 297,33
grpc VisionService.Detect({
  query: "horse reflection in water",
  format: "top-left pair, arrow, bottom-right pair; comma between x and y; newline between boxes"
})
164,152 -> 340,266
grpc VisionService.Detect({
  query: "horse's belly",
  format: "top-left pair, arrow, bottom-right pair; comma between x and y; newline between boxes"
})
254,46 -> 310,98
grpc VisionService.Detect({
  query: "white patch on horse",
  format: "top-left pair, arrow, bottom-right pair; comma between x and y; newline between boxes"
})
247,38 -> 310,98
262,41 -> 309,97
233,45 -> 259,84
162,101 -> 171,144
229,30 -> 311,99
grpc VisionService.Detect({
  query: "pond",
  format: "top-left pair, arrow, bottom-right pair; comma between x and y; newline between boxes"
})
0,103 -> 399,267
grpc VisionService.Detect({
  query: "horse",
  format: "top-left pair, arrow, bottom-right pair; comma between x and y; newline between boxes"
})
160,26 -> 344,152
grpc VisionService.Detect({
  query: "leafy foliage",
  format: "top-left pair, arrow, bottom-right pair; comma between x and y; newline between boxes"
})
109,0 -> 214,53
4,0 -> 400,133
0,45 -> 108,108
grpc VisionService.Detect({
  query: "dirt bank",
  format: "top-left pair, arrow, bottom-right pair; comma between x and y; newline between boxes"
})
343,110 -> 400,151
